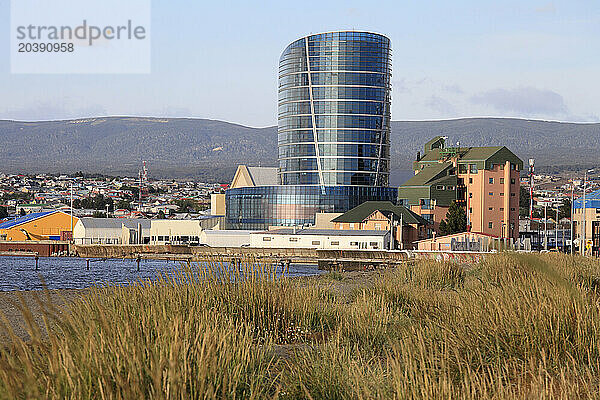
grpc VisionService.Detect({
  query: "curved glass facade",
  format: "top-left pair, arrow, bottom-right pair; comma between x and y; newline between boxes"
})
226,185 -> 397,230
226,31 -> 395,230
278,31 -> 391,187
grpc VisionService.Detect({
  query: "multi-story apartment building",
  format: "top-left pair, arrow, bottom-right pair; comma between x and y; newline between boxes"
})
398,137 -> 523,240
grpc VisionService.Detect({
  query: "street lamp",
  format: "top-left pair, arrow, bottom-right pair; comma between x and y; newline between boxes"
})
582,169 -> 595,255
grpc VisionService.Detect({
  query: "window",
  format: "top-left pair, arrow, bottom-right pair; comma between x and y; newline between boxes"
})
469,164 -> 478,173
469,178 -> 473,184
489,192 -> 493,196
330,241 -> 339,246
500,178 -> 505,184
500,207 -> 504,211
510,193 -> 515,197
420,199 -> 433,210
289,237 -> 298,242
436,185 -> 444,190
500,192 -> 504,196
458,164 -> 467,174
350,241 -> 358,246
469,208 -> 473,213
489,207 -> 493,211
446,185 -> 455,190
488,222 -> 493,229
263,237 -> 271,241
312,240 -> 320,245
511,208 -> 516,211
349,223 -> 354,229
489,178 -> 494,184
469,193 -> 473,198
374,223 -> 382,230
511,178 -> 516,184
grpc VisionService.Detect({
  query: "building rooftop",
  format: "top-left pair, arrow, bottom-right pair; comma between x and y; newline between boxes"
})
331,201 -> 429,225
77,218 -> 151,229
403,162 -> 453,186
574,189 -> 600,209
261,228 -> 390,237
0,211 -> 61,230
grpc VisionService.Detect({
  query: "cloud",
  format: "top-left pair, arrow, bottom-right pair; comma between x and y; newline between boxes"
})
426,95 -> 457,115
471,87 -> 568,116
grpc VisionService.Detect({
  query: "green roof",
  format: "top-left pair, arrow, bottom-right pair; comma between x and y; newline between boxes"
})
402,161 -> 453,186
458,146 -> 504,161
331,201 -> 429,225
415,144 -> 523,171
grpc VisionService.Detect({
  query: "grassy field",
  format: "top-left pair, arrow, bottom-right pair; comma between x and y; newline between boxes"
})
0,253 -> 599,399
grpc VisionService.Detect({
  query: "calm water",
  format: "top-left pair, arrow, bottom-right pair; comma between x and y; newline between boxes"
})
0,256 -> 323,291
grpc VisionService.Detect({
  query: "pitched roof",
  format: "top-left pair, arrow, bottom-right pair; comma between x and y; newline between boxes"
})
458,146 -> 504,161
402,162 -> 453,186
77,218 -> 151,229
247,167 -> 278,186
0,211 -> 58,230
331,201 -> 429,225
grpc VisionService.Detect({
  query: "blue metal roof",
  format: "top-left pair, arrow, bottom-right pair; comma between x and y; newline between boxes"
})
0,211 -> 55,229
573,189 -> 600,209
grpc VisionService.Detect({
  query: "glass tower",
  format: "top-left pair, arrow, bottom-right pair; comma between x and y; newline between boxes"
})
278,31 -> 391,186
226,31 -> 396,230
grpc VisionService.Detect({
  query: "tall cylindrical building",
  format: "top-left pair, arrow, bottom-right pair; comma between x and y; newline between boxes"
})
278,31 -> 391,187
226,31 -> 396,230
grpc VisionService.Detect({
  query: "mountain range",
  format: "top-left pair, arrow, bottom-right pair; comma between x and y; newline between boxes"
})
0,116 -> 597,184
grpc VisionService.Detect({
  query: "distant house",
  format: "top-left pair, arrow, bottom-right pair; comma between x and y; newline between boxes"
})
330,201 -> 429,249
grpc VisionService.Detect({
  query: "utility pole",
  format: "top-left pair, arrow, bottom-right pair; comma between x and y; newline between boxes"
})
70,182 -> 73,236
544,203 -> 548,251
555,202 -> 559,251
529,159 -> 535,220
582,169 -> 595,255
571,181 -> 574,255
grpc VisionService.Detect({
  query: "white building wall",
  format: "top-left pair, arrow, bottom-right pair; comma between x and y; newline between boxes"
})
150,220 -> 202,244
249,233 -> 387,250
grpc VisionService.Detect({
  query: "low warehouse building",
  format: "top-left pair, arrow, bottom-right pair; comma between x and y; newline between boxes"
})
150,220 -> 202,245
250,228 -> 390,250
73,218 -> 150,245
0,210 -> 78,241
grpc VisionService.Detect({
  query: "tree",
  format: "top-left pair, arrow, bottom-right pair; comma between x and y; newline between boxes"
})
92,211 -> 106,218
0,207 -> 7,219
439,201 -> 467,235
157,210 -> 166,219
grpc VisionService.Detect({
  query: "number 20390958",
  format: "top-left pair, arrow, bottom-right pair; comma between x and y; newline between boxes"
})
18,42 -> 74,52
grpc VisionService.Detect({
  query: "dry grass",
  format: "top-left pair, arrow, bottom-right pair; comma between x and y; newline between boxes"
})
0,253 -> 599,399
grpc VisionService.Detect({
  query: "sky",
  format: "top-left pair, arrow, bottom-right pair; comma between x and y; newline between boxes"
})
0,0 -> 598,126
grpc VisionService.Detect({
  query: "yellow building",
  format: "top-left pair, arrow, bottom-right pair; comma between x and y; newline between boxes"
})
0,210 -> 78,241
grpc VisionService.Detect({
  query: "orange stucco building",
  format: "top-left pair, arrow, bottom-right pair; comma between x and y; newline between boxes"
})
398,137 -> 522,240
0,210 -> 78,241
